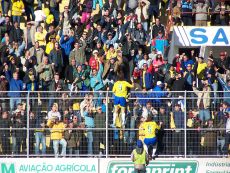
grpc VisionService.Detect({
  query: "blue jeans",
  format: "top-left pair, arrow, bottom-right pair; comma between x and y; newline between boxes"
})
211,82 -> 218,105
35,132 -> 46,155
199,109 -> 211,122
12,16 -> 21,24
53,139 -> 67,158
10,98 -> 21,111
141,22 -> 148,32
68,147 -> 79,157
87,130 -> 93,155
50,7 -> 59,26
93,0 -> 103,9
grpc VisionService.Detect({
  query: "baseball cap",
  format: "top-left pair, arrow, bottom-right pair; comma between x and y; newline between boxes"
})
157,81 -> 163,86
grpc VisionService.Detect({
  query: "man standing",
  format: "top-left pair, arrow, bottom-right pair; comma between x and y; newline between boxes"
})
131,140 -> 149,173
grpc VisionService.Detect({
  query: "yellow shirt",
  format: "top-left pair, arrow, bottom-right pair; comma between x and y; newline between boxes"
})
45,42 -> 54,55
197,62 -> 207,79
12,0 -> 24,16
112,81 -> 133,98
141,121 -> 160,138
35,31 -> 47,46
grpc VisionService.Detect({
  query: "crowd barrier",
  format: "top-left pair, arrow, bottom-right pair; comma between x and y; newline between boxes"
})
0,91 -> 229,158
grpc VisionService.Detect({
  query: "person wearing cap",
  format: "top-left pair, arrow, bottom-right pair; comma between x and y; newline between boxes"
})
89,50 -> 100,70
24,21 -> 36,49
112,73 -> 134,127
216,51 -> 230,74
152,81 -> 167,106
131,140 -> 149,173
101,30 -> 118,48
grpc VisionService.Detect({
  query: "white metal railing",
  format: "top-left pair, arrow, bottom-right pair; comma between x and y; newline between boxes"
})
0,90 -> 229,158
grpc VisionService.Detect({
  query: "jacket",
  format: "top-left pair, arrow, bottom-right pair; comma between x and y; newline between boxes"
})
49,49 -> 63,67
47,120 -> 65,140
193,86 -> 211,109
36,63 -> 54,82
24,25 -> 36,46
140,71 -> 153,90
170,110 -> 184,129
152,86 -> 167,103
29,47 -> 44,65
135,0 -> 150,22
90,63 -> 104,91
12,0 -> 24,16
60,35 -> 75,57
181,0 -> 193,17
194,3 -> 208,21
8,78 -> 23,97
102,59 -> 121,79
69,42 -> 87,65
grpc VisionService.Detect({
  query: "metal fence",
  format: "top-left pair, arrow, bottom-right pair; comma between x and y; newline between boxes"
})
0,91 -> 229,158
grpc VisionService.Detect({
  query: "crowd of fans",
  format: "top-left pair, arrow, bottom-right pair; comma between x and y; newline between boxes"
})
0,0 -> 229,157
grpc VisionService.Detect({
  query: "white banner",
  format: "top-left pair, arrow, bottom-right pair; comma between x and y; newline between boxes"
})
99,158 -> 230,173
173,26 -> 230,46
0,158 -> 98,173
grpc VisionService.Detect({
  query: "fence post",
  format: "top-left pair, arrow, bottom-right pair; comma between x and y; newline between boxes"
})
26,91 -> 30,158
184,91 -> 187,158
105,91 -> 109,158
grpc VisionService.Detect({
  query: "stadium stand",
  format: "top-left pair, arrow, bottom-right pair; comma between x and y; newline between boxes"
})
0,0 -> 230,158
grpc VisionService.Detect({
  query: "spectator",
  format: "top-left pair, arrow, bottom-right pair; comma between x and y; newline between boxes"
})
11,0 -> 25,24
135,0 -> 150,32
29,41 -> 44,65
8,72 -> 24,111
170,104 -> 184,156
193,80 -> 211,123
0,111 -> 11,155
194,0 -> 209,26
84,105 -> 95,155
94,106 -> 106,155
151,18 -> 165,39
69,41 -> 87,65
214,1 -> 230,26
36,56 -> 54,90
35,111 -> 46,155
47,115 -> 67,158
181,0 -> 193,26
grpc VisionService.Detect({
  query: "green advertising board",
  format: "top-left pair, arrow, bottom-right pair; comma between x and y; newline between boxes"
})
107,161 -> 199,173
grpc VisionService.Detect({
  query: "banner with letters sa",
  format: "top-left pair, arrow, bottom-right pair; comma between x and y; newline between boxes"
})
173,26 -> 230,46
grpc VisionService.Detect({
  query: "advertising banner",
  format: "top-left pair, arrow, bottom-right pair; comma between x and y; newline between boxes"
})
173,26 -> 230,46
100,158 -> 230,173
0,158 -> 98,173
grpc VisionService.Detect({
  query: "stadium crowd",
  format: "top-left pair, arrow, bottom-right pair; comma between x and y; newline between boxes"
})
0,0 -> 230,158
